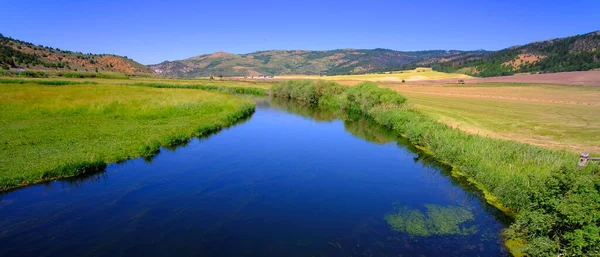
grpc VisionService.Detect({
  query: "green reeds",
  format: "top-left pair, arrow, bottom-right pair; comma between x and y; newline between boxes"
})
125,82 -> 267,96
0,84 -> 255,192
0,78 -> 97,85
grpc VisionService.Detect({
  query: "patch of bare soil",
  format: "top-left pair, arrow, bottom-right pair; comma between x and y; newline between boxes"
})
503,54 -> 545,69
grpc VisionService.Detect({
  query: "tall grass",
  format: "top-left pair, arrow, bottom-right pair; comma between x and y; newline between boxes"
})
0,84 -> 255,191
0,70 -> 129,79
125,82 -> 267,96
271,80 -> 600,256
0,78 -> 97,85
57,72 -> 130,79
271,80 -> 346,107
0,70 -> 49,78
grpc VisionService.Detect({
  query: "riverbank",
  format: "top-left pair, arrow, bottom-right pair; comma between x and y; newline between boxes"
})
0,82 -> 255,191
271,80 -> 600,256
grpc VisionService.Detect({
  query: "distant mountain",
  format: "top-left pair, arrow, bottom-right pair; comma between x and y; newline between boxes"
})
149,49 -> 488,78
431,30 -> 600,77
0,33 -> 153,74
6,29 -> 595,78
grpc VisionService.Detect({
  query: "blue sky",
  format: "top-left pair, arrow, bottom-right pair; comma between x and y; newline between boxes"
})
1,0 -> 598,64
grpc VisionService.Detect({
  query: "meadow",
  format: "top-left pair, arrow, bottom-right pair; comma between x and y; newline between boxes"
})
278,68 -> 471,82
12,74 -> 597,156
387,82 -> 600,154
2,74 -> 599,255
0,81 -> 255,190
274,71 -> 600,156
271,80 -> 600,256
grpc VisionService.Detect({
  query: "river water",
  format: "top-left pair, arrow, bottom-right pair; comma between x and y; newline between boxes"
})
0,99 -> 510,257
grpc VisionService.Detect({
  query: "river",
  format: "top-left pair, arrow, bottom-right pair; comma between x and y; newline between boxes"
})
0,98 -> 510,257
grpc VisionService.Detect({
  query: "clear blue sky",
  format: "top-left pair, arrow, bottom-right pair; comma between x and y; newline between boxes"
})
1,0 -> 598,64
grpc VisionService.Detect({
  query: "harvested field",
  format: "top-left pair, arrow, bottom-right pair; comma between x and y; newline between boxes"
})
402,70 -> 600,86
385,82 -> 600,154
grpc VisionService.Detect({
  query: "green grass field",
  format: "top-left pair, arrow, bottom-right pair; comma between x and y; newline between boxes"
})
1,76 -> 274,89
10,76 -> 597,156
278,68 -> 471,82
0,81 -> 255,190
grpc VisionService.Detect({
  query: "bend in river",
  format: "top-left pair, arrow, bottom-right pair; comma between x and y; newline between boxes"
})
0,98 -> 511,257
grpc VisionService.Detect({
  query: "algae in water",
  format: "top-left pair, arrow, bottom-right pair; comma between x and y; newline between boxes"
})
385,204 -> 477,237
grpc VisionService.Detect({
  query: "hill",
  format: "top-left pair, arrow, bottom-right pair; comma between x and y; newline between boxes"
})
0,33 -> 154,75
149,49 -> 488,78
430,30 -> 600,77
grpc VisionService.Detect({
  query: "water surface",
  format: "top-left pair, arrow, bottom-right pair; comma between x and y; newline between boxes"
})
0,99 -> 510,257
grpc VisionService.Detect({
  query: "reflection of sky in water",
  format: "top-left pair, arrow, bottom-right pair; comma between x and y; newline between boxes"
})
0,100 -> 509,257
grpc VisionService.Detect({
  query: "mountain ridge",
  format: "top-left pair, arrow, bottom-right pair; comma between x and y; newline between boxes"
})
2,30 -> 599,78
430,30 -> 600,77
0,33 -> 154,75
149,48 -> 489,78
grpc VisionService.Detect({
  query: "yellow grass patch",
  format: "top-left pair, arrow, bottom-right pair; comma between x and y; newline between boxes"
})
278,68 -> 471,82
386,82 -> 600,154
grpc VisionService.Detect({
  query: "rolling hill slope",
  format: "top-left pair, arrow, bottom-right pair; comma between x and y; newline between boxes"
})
431,30 -> 600,77
149,49 -> 488,78
150,30 -> 600,78
0,33 -> 154,75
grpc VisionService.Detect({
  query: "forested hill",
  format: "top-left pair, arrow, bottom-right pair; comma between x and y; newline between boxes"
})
430,30 -> 600,77
0,33 -> 154,74
148,49 -> 488,78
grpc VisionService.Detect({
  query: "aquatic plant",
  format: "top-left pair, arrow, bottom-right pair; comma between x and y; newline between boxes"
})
385,204 -> 476,237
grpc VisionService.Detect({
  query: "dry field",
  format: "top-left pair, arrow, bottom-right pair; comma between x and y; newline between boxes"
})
277,68 -> 471,83
384,82 -> 600,154
402,70 -> 600,86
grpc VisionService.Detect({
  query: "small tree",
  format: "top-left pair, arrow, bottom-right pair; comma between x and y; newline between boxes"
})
1,63 -> 9,70
401,79 -> 405,83
218,75 -> 223,80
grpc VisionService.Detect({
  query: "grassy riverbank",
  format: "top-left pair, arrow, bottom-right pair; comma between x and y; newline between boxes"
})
124,82 -> 266,96
0,82 -> 255,191
272,80 -> 600,256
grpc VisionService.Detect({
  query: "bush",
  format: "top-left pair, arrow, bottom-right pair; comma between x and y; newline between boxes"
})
20,71 -> 49,78
344,82 -> 406,113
